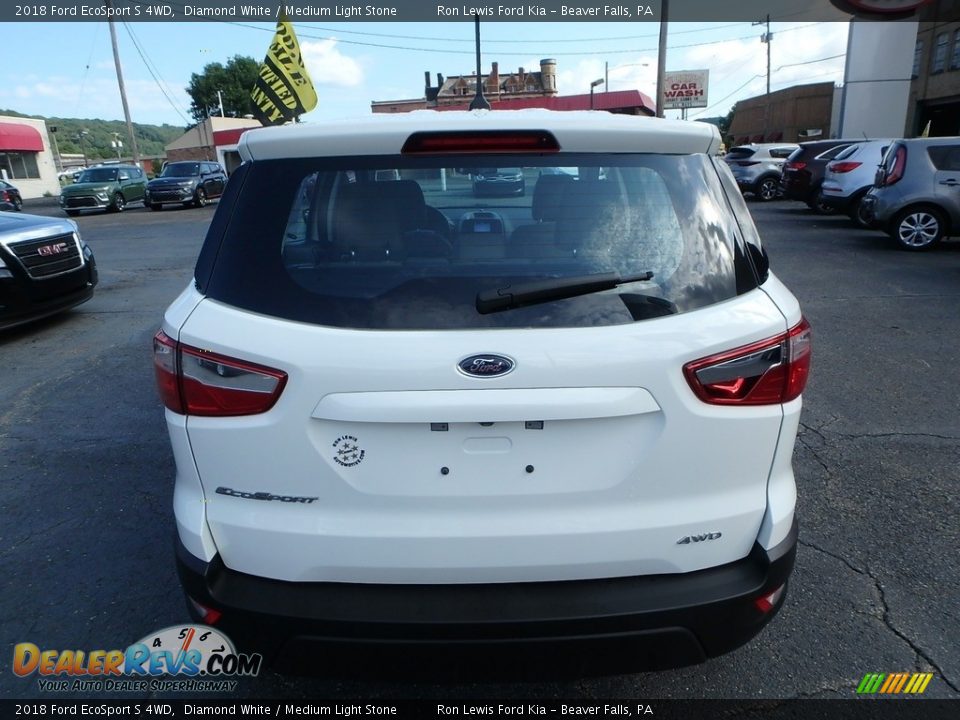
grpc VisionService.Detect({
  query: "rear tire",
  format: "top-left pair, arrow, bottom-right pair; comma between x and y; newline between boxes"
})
755,177 -> 779,202
12,197 -> 22,211
806,188 -> 833,215
149,203 -> 162,211
850,196 -> 872,228
110,192 -> 125,213
891,207 -> 945,251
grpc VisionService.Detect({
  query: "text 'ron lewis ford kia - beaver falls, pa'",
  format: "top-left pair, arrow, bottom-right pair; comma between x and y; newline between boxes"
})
153,108 -> 811,677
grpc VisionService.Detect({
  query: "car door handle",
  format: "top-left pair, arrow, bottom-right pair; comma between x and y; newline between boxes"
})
938,179 -> 960,186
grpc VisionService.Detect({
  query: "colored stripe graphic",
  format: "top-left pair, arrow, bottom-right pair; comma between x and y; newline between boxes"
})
857,673 -> 885,694
857,672 -> 932,694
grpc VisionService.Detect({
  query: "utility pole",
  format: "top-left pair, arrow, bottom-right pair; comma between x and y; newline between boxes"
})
754,14 -> 772,139
655,0 -> 669,118
104,0 -> 141,166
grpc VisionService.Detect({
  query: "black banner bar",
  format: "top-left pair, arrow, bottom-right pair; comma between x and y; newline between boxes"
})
2,699 -> 959,720
2,0 -> 946,24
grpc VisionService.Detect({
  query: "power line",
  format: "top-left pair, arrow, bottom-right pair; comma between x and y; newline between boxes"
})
122,22 -> 192,125
687,52 -> 847,120
687,75 -> 764,119
219,19 -> 826,58
776,53 -> 846,71
291,20 -> 754,44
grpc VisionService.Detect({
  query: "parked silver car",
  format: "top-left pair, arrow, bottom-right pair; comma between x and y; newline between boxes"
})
862,136 -> 960,251
819,139 -> 894,227
725,143 -> 799,201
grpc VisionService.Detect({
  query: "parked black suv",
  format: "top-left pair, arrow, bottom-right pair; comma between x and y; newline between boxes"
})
145,161 -> 227,210
780,140 -> 854,212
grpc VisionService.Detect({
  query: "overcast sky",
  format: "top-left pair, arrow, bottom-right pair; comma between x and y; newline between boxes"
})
0,20 -> 849,126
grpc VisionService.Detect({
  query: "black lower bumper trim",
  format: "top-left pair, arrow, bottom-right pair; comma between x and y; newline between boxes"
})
176,519 -> 798,677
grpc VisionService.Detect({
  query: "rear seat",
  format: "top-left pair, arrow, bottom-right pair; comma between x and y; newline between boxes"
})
509,174 -> 575,258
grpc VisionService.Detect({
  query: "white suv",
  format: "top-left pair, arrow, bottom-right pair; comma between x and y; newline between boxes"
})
155,110 -> 809,676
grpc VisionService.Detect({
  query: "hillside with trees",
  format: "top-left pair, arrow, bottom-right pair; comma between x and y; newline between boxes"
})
0,109 -> 185,161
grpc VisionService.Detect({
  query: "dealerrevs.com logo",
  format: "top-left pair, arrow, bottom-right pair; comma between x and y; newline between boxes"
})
13,625 -> 262,693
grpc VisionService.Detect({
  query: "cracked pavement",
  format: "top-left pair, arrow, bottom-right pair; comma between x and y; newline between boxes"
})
1,201 -> 958,700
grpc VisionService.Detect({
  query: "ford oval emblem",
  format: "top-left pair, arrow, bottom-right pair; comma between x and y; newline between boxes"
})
458,354 -> 515,378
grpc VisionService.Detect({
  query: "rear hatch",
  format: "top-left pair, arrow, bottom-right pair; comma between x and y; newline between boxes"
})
167,150 -> 798,584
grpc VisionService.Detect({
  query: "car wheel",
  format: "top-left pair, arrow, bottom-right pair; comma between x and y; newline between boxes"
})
850,196 -> 873,228
193,188 -> 207,208
892,207 -> 945,251
12,197 -> 22,211
149,203 -> 162,211
755,177 -> 779,202
65,210 -> 80,217
111,192 -> 126,213
806,189 -> 833,215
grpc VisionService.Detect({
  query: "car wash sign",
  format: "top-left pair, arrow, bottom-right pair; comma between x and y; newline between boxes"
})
662,70 -> 709,110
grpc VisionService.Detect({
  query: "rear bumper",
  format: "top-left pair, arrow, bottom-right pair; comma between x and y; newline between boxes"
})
175,517 -> 798,677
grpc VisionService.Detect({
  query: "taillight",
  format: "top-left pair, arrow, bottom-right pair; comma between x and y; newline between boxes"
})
683,318 -> 812,406
153,331 -> 182,413
883,146 -> 907,186
829,161 -> 862,174
785,161 -> 806,171
153,330 -> 287,416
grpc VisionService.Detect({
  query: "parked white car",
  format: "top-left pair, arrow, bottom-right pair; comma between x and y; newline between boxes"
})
820,139 -> 896,226
156,110 -> 810,676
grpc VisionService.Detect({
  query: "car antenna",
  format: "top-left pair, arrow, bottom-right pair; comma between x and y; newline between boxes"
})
469,14 -> 491,111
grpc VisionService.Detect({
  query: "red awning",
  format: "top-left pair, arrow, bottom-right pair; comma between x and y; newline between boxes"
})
0,122 -> 44,152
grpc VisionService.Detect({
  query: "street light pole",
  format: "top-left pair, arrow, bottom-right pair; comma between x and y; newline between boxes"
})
111,132 -> 123,161
77,130 -> 89,168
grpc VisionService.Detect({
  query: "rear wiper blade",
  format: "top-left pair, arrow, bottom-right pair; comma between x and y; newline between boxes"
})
476,271 -> 654,315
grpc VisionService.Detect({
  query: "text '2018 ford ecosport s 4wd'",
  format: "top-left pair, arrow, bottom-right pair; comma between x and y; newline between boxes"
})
154,110 -> 810,677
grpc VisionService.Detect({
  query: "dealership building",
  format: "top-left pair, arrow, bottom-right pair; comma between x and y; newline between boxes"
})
0,115 -> 61,200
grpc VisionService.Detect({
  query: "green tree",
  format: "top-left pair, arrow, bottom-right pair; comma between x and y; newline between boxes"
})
186,55 -> 261,123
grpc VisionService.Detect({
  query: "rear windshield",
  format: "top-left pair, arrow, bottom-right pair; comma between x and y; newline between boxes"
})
160,162 -> 200,177
201,154 -> 756,330
77,168 -> 118,183
725,147 -> 756,160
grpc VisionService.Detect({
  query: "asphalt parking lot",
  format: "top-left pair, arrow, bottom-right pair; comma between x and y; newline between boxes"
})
1,198 -> 958,700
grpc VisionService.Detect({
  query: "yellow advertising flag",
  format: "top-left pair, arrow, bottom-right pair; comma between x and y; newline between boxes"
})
251,19 -> 318,126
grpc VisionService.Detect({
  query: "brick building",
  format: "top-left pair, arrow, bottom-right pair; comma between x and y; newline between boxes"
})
372,59 -> 654,116
164,117 -> 261,171
728,82 -> 837,145
907,0 -> 960,136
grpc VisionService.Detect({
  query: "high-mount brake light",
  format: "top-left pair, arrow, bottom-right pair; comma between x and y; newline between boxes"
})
401,130 -> 560,154
683,318 -> 812,406
153,330 -> 287,416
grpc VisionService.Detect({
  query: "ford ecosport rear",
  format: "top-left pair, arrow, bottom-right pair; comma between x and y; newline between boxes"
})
155,110 -> 808,676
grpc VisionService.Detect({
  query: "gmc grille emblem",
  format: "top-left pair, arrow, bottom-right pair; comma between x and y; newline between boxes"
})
37,242 -> 69,257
